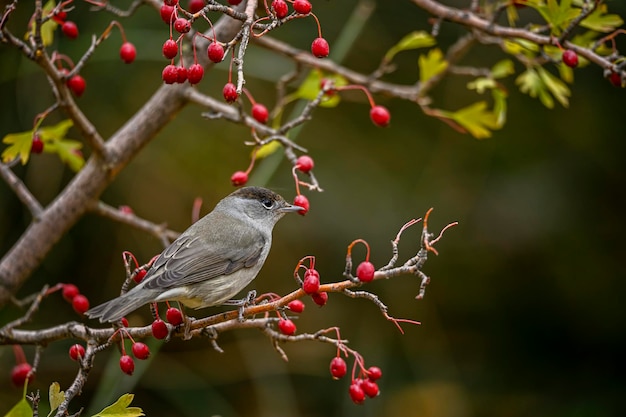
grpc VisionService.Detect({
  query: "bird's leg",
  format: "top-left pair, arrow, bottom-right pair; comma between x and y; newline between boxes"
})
223,290 -> 257,322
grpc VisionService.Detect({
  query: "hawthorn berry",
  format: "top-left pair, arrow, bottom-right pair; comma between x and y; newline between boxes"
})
119,354 -> 135,375
356,261 -> 375,282
52,10 -> 67,24
152,319 -> 168,339
62,284 -> 79,302
311,37 -> 329,58
134,268 -> 147,283
293,194 -> 310,216
176,66 -> 188,83
367,366 -> 382,381
302,268 -> 320,294
330,356 -> 347,379
609,71 -> 622,87
61,21 -> 78,39
160,5 -> 175,24
361,379 -> 379,398
370,105 -> 391,127
174,18 -> 191,34
120,42 -> 136,64
311,291 -> 328,306
278,318 -> 297,335
207,42 -> 225,63
11,363 -> 33,387
272,0 -> 288,19
188,64 -> 204,84
252,103 -> 269,124
296,155 -> 314,173
562,49 -> 578,68
67,75 -> 86,97
293,0 -> 311,14
188,0 -> 206,13
69,344 -> 85,361
349,382 -> 366,404
31,135 -> 44,154
162,39 -> 178,59
166,307 -> 183,326
162,64 -> 178,84
231,170 -> 248,186
72,294 -> 90,315
132,342 -> 150,360
164,0 -> 178,5
121,317 -> 129,327
223,82 -> 238,103
287,299 -> 305,313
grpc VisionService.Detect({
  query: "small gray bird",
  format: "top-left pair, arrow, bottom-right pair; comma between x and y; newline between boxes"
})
86,186 -> 302,323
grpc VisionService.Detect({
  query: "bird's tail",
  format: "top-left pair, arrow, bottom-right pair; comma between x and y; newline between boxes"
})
85,289 -> 158,323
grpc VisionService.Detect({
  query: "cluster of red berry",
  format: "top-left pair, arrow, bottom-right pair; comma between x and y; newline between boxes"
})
62,283 -> 90,315
561,49 -> 622,87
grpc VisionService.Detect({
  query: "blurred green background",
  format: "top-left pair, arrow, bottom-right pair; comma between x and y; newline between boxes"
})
1,1 -> 625,416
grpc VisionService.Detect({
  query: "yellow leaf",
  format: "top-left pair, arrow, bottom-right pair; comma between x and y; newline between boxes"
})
2,130 -> 34,164
25,0 -> 58,47
418,48 -> 448,84
48,382 -> 65,415
384,31 -> 436,62
4,398 -> 32,417
91,394 -> 144,417
449,101 -> 500,139
255,141 -> 281,160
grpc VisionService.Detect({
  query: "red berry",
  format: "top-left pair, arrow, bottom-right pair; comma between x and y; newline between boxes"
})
67,75 -> 86,97
330,356 -> 347,379
164,0 -> 178,5
311,291 -> 328,306
356,261 -> 375,282
296,155 -> 314,173
349,382 -> 366,404
223,82 -> 238,103
120,42 -> 136,64
367,366 -> 382,381
53,10 -> 67,23
188,64 -> 204,84
121,317 -> 129,327
207,42 -> 225,63
166,307 -> 184,325
176,66 -> 188,83
252,103 -> 269,124
69,344 -> 85,361
188,0 -> 206,13
11,363 -> 33,387
293,0 -> 311,14
152,319 -> 168,339
228,0 -> 242,4
134,268 -> 147,283
272,0 -> 288,19
302,268 -> 320,294
370,105 -> 390,127
609,71 -> 622,87
311,37 -> 329,58
231,170 -> 248,186
132,342 -> 150,360
61,21 -> 78,39
162,64 -> 178,84
30,135 -> 44,154
278,318 -> 296,335
62,284 -> 79,301
562,49 -> 578,68
293,194 -> 309,215
72,294 -> 90,315
174,18 -> 190,34
160,5 -> 175,24
287,299 -> 305,313
119,354 -> 135,375
361,379 -> 379,398
162,39 -> 178,59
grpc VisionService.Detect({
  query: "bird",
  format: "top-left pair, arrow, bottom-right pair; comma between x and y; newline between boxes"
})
86,186 -> 303,323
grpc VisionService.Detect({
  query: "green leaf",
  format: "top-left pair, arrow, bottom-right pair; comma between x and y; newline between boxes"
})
255,141 -> 281,160
516,68 -> 554,108
384,31 -> 436,62
4,398 -> 32,417
491,59 -> 515,79
2,130 -> 34,164
537,66 -> 570,107
557,62 -> 574,84
291,70 -> 347,108
44,138 -> 84,171
443,101 -> 500,139
580,4 -> 624,33
418,48 -> 448,83
91,394 -> 144,417
503,38 -> 540,57
535,0 -> 581,34
492,87 -> 508,128
25,0 -> 58,46
467,77 -> 497,94
48,382 -> 65,416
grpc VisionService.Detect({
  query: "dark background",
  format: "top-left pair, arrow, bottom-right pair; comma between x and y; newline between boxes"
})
1,1 -> 625,416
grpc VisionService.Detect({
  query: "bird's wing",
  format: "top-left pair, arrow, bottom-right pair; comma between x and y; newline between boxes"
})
143,225 -> 266,290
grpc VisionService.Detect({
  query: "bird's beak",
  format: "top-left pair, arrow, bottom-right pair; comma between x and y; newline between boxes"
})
279,203 -> 305,213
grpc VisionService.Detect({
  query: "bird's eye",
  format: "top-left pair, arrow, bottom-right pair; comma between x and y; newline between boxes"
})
261,198 -> 274,209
